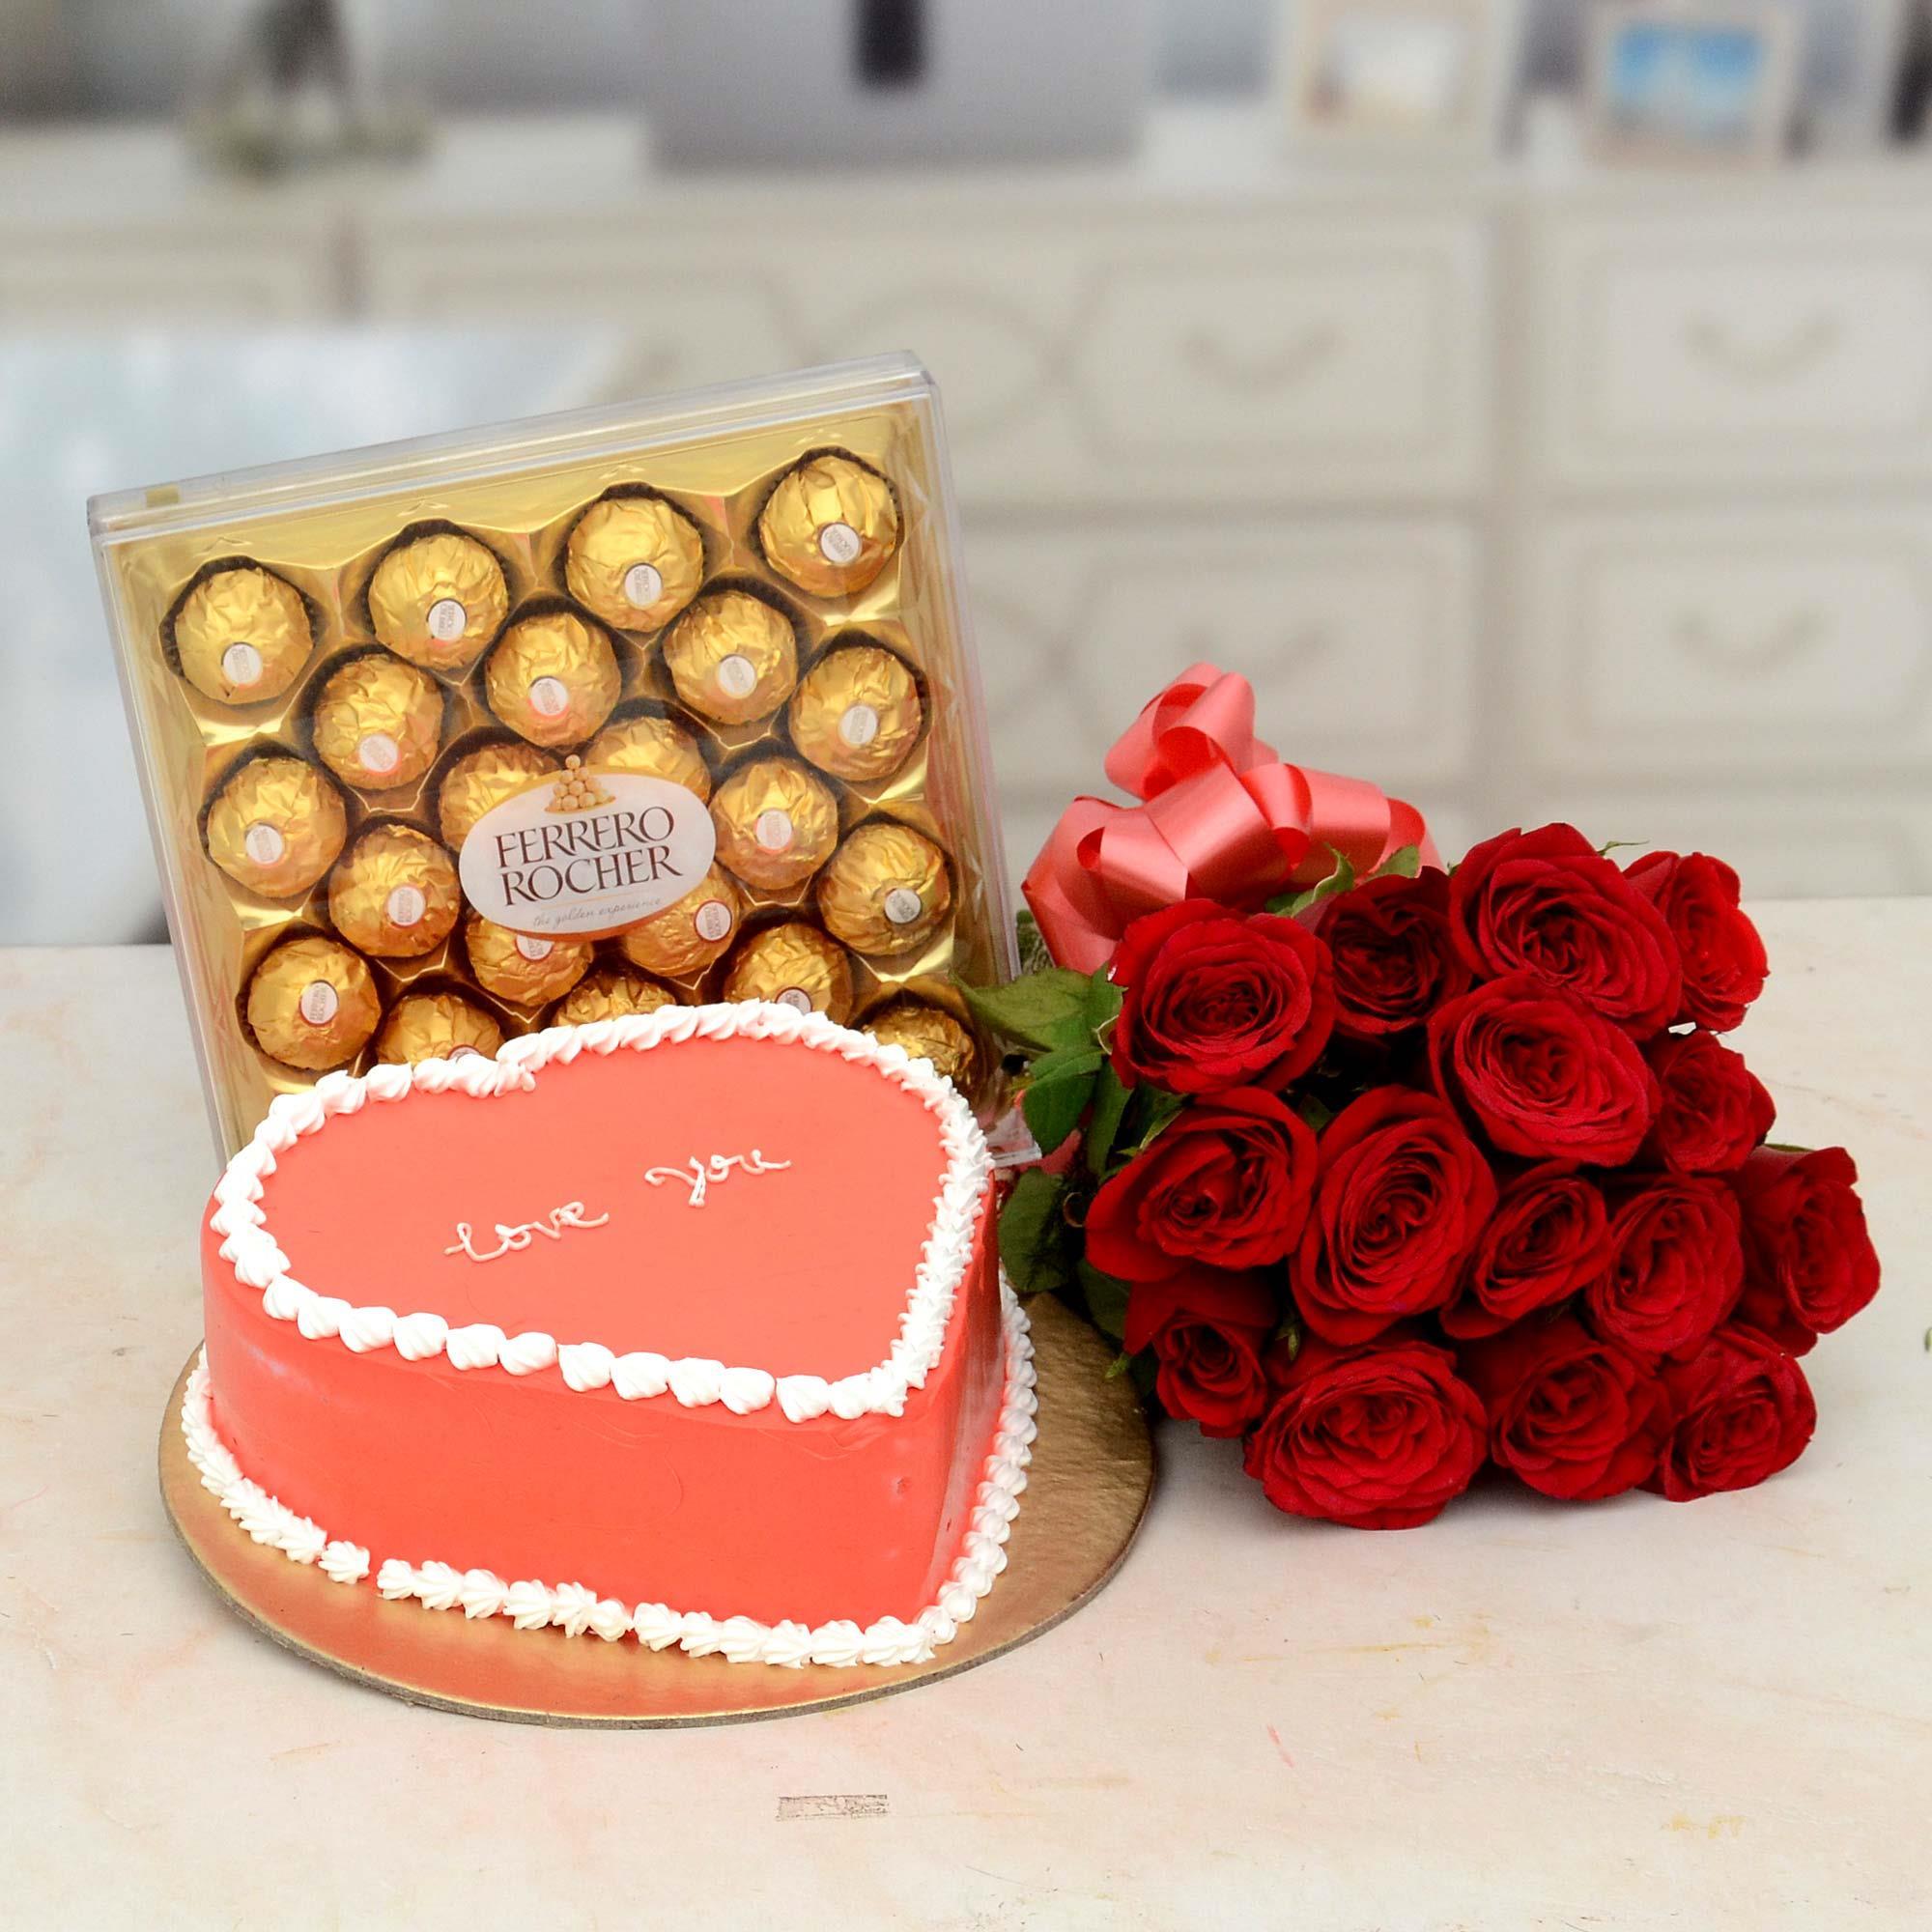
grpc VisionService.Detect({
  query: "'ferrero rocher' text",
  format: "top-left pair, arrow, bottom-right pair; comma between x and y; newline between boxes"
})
493,807 -> 685,905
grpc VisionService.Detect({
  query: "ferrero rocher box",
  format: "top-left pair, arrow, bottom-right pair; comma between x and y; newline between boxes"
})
91,355 -> 1014,1159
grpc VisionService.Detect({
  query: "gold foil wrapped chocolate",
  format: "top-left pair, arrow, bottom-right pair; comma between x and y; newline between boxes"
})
245,935 -> 381,1070
863,998 -> 978,1087
616,864 -> 743,977
662,589 -> 798,726
367,530 -> 509,673
206,755 -> 347,900
375,990 -> 504,1065
311,653 -> 443,791
171,564 -> 312,705
709,756 -> 840,892
552,965 -> 680,1026
757,452 -> 899,598
816,820 -> 952,956
485,607 -> 621,748
565,492 -> 705,633
465,912 -> 592,1007
723,922 -> 856,1023
436,741 -> 559,849
586,711 -> 712,802
327,824 -> 461,958
787,643 -> 923,782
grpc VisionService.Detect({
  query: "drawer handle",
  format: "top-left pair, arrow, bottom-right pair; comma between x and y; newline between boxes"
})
1673,610 -> 1823,674
1182,326 -> 1340,395
1683,314 -> 1839,386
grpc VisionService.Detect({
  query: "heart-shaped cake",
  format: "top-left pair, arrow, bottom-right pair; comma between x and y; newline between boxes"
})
189,1003 -> 1033,1666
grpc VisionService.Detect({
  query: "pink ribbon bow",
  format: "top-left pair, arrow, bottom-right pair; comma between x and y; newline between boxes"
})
1020,663 -> 1440,973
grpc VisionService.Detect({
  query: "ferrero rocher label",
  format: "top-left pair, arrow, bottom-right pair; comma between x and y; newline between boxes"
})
311,653 -> 443,791
436,741 -> 559,849
327,824 -> 461,957
757,452 -> 899,598
465,911 -> 592,1006
587,711 -> 713,802
723,921 -> 856,1024
245,935 -> 381,1070
367,530 -> 509,673
171,564 -> 312,705
709,756 -> 839,892
816,820 -> 952,956
485,607 -> 621,748
617,863 -> 742,977
788,643 -> 923,782
375,990 -> 504,1065
552,965 -> 679,1026
662,589 -> 798,725
863,998 -> 977,1086
565,492 -> 705,633
205,755 -> 347,900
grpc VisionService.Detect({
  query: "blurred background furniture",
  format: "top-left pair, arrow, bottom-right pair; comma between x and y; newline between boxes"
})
4,0 -> 1931,940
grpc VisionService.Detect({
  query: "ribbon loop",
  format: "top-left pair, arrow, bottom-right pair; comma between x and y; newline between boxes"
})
1022,664 -> 1440,973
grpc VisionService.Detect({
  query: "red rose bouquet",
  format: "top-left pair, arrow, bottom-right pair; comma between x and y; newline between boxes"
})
968,666 -> 1881,1528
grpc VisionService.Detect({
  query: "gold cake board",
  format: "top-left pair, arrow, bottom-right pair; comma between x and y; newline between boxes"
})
158,1294 -> 1152,1726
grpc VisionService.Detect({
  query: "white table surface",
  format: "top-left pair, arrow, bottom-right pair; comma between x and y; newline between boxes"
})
2,908 -> 1927,1930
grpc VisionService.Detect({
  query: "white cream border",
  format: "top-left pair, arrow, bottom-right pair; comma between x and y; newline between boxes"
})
181,1285 -> 1035,1669
209,1002 -> 993,1423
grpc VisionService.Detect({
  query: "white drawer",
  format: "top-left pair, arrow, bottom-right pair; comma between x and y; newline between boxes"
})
1536,209 -> 1932,491
1524,790 -> 1932,901
1520,509 -> 1932,778
362,207 -> 1491,508
969,518 -> 1479,816
0,221 -> 340,321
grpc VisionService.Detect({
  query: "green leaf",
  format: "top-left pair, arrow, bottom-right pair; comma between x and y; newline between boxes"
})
1294,1093 -> 1335,1134
1083,1063 -> 1133,1178
998,1168 -> 1073,1297
1128,1352 -> 1159,1403
963,968 -> 1092,1055
1083,967 -> 1123,1033
1020,1046 -> 1102,1154
1123,1086 -> 1187,1155
1103,1350 -> 1134,1381
1597,838 -> 1649,858
1270,1309 -> 1303,1355
1077,1260 -> 1132,1344
1377,843 -> 1422,879
1267,845 -> 1356,918
1015,907 -> 1054,975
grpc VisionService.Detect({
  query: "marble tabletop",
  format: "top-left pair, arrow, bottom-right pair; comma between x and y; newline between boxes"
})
2,909 -> 1926,1930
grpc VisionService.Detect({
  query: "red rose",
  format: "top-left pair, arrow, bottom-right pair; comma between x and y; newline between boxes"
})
1290,1089 -> 1496,1344
1441,1163 -> 1610,1340
1242,1332 -> 1487,1529
1313,869 -> 1470,1040
1625,851 -> 1768,1033
1428,973 -> 1660,1164
1731,1147 -> 1881,1354
1449,824 -> 1681,1037
1110,900 -> 1335,1095
1123,1266 -> 1276,1439
1648,1325 -> 1816,1500
1585,1178 -> 1744,1358
1641,1030 -> 1775,1177
1086,1089 -> 1317,1281
1460,1316 -> 1671,1501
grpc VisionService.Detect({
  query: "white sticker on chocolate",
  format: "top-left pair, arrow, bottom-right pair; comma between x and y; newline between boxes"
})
527,676 -> 570,719
426,598 -> 468,642
298,980 -> 339,1027
385,884 -> 427,928
357,731 -> 401,778
242,821 -> 286,867
622,562 -> 664,611
838,703 -> 881,749
716,653 -> 758,700
775,987 -> 813,1015
818,521 -> 863,566
514,933 -> 554,962
459,767 -> 717,940
884,886 -> 924,926
694,898 -> 733,943
753,809 -> 795,853
221,642 -> 264,689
